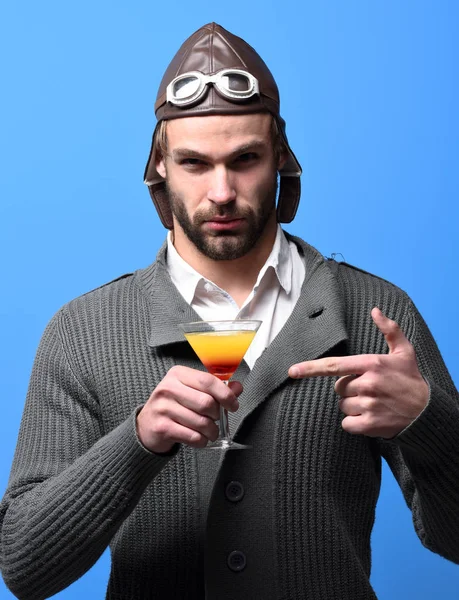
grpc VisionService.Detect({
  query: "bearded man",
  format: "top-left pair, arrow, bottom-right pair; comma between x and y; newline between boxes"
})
1,23 -> 459,600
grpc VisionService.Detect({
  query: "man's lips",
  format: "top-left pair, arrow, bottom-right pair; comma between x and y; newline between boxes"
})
203,218 -> 245,231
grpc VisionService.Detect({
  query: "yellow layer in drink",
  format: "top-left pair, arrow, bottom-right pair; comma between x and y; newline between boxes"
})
184,330 -> 256,380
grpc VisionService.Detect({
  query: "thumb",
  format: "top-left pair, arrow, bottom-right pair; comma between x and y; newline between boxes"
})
371,307 -> 411,354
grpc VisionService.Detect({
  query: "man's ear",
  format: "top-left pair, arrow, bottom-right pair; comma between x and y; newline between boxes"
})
156,153 -> 167,179
277,149 -> 288,172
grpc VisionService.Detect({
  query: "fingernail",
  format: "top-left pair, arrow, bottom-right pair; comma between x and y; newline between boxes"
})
289,367 -> 299,378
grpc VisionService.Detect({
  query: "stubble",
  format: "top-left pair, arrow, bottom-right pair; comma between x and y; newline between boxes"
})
166,174 -> 278,261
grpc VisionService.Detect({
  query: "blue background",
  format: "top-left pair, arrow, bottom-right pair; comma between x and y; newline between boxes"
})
1,1 -> 458,598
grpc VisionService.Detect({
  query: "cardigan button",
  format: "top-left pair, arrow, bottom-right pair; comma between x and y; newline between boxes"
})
225,481 -> 245,502
227,550 -> 247,572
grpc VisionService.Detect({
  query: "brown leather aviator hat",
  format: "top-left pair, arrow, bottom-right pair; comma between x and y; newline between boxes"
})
144,22 -> 302,229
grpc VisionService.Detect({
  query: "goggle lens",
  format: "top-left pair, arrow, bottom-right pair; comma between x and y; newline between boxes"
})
173,77 -> 201,99
221,73 -> 252,92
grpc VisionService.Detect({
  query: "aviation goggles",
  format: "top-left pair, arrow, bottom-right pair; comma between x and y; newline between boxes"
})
166,69 -> 260,107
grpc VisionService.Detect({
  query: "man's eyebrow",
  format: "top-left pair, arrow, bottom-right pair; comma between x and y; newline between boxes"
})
171,148 -> 208,161
171,140 -> 268,162
231,141 -> 267,156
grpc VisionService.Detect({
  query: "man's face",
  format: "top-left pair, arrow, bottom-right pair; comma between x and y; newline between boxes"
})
156,113 -> 283,261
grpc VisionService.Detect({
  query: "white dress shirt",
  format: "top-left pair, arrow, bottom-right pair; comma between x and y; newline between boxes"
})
166,225 -> 306,369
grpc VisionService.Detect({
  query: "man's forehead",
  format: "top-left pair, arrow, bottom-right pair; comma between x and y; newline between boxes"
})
165,113 -> 273,146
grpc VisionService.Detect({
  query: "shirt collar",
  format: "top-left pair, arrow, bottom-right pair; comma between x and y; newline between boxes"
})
166,224 -> 293,303
166,232 -> 203,305
254,224 -> 293,294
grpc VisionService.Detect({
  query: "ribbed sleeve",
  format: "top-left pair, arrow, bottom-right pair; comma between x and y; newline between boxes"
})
378,300 -> 459,563
334,260 -> 459,565
0,310 -> 175,600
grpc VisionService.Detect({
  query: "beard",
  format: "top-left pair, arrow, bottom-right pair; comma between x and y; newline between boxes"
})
166,174 -> 278,261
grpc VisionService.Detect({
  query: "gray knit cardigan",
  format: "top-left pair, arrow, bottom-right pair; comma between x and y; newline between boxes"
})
1,235 -> 459,600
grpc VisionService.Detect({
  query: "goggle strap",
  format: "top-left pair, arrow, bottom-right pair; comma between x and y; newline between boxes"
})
155,92 -> 168,113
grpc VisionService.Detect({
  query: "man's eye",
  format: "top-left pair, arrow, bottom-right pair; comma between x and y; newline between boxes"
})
180,158 -> 205,166
236,152 -> 258,163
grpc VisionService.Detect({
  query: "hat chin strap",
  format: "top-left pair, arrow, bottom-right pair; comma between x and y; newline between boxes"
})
148,175 -> 301,230
148,182 -> 174,230
276,175 -> 301,224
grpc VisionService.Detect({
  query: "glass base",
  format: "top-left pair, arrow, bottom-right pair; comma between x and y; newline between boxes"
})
205,439 -> 251,450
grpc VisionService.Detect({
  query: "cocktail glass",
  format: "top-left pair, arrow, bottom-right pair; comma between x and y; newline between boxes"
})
179,320 -> 262,450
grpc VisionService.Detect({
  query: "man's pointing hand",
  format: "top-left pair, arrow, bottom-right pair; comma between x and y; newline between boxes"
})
288,308 -> 429,438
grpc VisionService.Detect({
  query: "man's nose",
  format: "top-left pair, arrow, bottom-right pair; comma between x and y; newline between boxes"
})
207,167 -> 236,204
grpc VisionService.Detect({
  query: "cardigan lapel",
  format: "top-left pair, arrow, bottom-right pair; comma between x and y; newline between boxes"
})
139,236 -> 349,437
139,242 -> 202,348
228,235 -> 349,437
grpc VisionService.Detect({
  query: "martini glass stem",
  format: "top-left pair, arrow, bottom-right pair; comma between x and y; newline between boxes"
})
219,381 -> 231,443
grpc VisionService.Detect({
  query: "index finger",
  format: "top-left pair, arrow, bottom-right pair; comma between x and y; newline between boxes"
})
288,355 -> 376,379
170,365 -> 241,405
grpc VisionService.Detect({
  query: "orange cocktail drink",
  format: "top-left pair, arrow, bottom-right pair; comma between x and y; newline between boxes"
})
183,330 -> 256,380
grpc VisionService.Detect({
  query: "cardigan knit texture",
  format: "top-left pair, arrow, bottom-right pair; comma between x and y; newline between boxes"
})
1,235 -> 459,600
